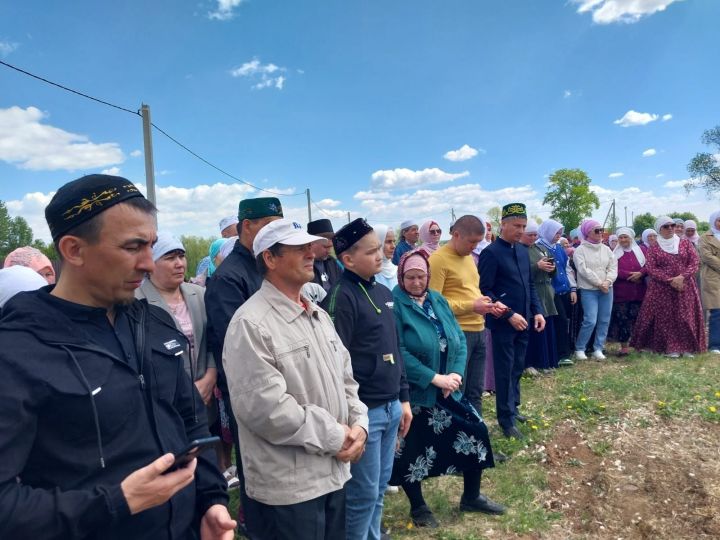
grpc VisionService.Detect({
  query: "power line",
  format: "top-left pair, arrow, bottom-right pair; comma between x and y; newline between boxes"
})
310,199 -> 338,219
0,59 -> 304,198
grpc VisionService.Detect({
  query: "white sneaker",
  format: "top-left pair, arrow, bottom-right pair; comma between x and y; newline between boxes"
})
665,353 -> 680,359
385,485 -> 399,494
223,466 -> 240,491
591,350 -> 606,360
574,350 -> 588,361
682,353 -> 695,358
710,349 -> 720,354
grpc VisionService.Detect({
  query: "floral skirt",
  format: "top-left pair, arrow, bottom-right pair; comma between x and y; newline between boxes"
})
389,393 -> 494,485
607,301 -> 641,344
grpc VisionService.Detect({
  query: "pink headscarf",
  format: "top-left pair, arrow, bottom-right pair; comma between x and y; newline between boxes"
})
398,250 -> 430,304
3,246 -> 56,284
580,220 -> 602,245
418,220 -> 440,254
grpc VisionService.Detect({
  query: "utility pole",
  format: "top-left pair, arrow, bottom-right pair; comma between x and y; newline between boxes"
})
451,208 -> 456,223
140,104 -> 156,205
347,211 -> 351,224
624,206 -> 628,227
306,188 -> 312,223
612,199 -> 616,230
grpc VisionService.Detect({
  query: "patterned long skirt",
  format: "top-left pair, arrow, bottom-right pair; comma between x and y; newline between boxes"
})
524,317 -> 558,370
607,301 -> 641,343
389,393 -> 494,486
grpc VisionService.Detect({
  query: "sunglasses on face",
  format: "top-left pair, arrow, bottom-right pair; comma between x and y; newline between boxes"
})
593,228 -> 604,234
429,229 -> 442,235
661,223 -> 676,229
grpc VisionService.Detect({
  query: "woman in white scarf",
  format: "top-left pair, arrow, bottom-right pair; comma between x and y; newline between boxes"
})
630,216 -> 705,357
699,210 -> 720,353
608,227 -> 647,356
373,224 -> 399,290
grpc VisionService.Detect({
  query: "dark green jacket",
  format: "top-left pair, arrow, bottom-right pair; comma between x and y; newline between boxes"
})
392,287 -> 467,408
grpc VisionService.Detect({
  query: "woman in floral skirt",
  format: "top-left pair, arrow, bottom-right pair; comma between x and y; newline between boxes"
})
390,250 -> 504,528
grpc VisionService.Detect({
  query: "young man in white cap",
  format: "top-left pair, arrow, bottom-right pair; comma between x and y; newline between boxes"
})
392,220 -> 419,265
223,219 -> 368,540
219,215 -> 240,238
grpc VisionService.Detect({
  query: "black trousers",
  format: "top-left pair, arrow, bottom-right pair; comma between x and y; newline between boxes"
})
553,293 -> 572,360
251,488 -> 346,540
462,330 -> 486,413
491,327 -> 529,430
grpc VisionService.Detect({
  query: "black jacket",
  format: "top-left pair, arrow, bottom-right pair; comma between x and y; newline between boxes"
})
311,257 -> 343,293
479,238 -> 544,332
204,240 -> 262,375
321,270 -> 409,409
0,288 -> 227,540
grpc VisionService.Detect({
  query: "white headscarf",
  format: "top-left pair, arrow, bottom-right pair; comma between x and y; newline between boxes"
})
525,221 -> 539,234
642,228 -> 657,246
684,220 -> 699,245
613,227 -> 645,266
710,210 -> 720,240
654,216 -> 680,255
0,265 -> 47,308
472,215 -> 491,255
219,236 -> 237,259
537,219 -> 563,249
373,224 -> 398,280
152,232 -> 185,262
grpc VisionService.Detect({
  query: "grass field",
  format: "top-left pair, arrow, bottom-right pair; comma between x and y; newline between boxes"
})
232,352 -> 720,539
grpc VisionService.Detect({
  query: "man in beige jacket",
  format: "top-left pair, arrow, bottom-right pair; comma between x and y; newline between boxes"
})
223,219 -> 369,540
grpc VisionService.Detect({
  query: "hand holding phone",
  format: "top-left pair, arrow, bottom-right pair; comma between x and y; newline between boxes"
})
171,436 -> 220,471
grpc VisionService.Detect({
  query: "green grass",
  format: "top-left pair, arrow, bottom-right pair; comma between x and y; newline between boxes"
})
230,352 -> 720,539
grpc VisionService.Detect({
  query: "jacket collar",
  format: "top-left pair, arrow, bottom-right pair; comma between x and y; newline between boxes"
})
342,269 -> 375,287
259,279 -> 319,323
139,280 -> 203,346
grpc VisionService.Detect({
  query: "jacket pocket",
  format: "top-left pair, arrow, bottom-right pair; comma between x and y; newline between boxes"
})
274,339 -> 317,397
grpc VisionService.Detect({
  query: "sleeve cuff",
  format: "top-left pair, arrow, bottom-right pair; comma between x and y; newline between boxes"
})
399,389 -> 410,403
105,484 -> 131,522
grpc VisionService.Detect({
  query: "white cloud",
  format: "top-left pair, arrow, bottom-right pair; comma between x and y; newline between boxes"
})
608,172 -> 624,178
573,0 -> 682,24
0,40 -> 18,57
230,58 -> 287,90
0,106 -> 124,170
353,190 -> 391,201
613,110 -> 659,127
656,173 -> 665,178
130,149 -> 142,158
208,0 -> 244,21
443,144 -> 483,162
662,113 -> 673,121
371,168 -> 469,190
563,90 -> 573,98
663,179 -> 686,188
101,166 -> 121,175
315,198 -> 341,208
642,148 -> 657,157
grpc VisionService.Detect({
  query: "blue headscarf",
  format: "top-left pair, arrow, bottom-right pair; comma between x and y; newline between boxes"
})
208,238 -> 227,277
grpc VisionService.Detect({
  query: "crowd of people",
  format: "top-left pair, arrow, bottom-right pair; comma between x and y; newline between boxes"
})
1,173 -> 719,539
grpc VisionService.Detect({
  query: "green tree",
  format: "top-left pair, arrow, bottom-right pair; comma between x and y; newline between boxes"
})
687,125 -> 720,194
669,211 -> 698,222
180,235 -> 216,279
0,201 -> 34,260
632,212 -> 656,234
542,168 -> 600,232
486,206 -> 502,231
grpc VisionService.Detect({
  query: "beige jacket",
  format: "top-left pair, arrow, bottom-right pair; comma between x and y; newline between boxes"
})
223,280 -> 369,505
573,241 -> 618,290
699,232 -> 720,309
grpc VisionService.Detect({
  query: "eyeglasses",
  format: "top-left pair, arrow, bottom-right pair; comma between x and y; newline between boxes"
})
661,223 -> 676,229
429,228 -> 442,235
593,228 -> 604,234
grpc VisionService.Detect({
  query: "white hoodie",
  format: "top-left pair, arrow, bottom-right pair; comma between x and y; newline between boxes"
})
573,241 -> 618,290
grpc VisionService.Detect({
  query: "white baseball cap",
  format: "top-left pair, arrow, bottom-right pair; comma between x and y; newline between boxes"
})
253,219 -> 325,257
219,215 -> 239,232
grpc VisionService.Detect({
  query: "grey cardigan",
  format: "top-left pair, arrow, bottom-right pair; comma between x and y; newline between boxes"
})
136,280 -> 215,381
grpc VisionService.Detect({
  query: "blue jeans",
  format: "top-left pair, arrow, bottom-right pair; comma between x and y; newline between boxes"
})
709,309 -> 720,350
345,399 -> 402,540
575,288 -> 613,353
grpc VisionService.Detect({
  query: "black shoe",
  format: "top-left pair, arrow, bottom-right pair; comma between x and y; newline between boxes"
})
460,493 -> 507,515
515,414 -> 529,423
494,450 -> 509,463
503,426 -> 525,439
410,505 -> 439,528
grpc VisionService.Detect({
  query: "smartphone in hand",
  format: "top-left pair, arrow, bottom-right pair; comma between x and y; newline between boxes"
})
169,436 -> 220,471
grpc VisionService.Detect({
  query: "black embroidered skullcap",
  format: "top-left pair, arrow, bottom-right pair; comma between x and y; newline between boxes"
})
501,202 -> 527,219
238,197 -> 283,220
333,218 -> 374,256
45,174 -> 145,241
307,219 -> 334,236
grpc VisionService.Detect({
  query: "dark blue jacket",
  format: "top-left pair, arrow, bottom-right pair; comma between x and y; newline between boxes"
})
392,287 -> 467,409
0,288 -> 227,540
479,238 -> 544,332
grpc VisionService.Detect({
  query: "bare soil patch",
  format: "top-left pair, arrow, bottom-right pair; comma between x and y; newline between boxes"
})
541,414 -> 720,539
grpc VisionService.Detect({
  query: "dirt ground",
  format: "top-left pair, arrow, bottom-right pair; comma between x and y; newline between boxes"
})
539,413 -> 720,539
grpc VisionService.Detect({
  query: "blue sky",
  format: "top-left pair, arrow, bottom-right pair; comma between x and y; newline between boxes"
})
1,0 -> 718,241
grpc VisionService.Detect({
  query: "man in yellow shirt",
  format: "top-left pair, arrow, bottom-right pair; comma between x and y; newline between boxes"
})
428,215 -> 505,415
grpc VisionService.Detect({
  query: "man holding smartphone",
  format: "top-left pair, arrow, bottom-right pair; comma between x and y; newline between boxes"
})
0,175 -> 234,540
